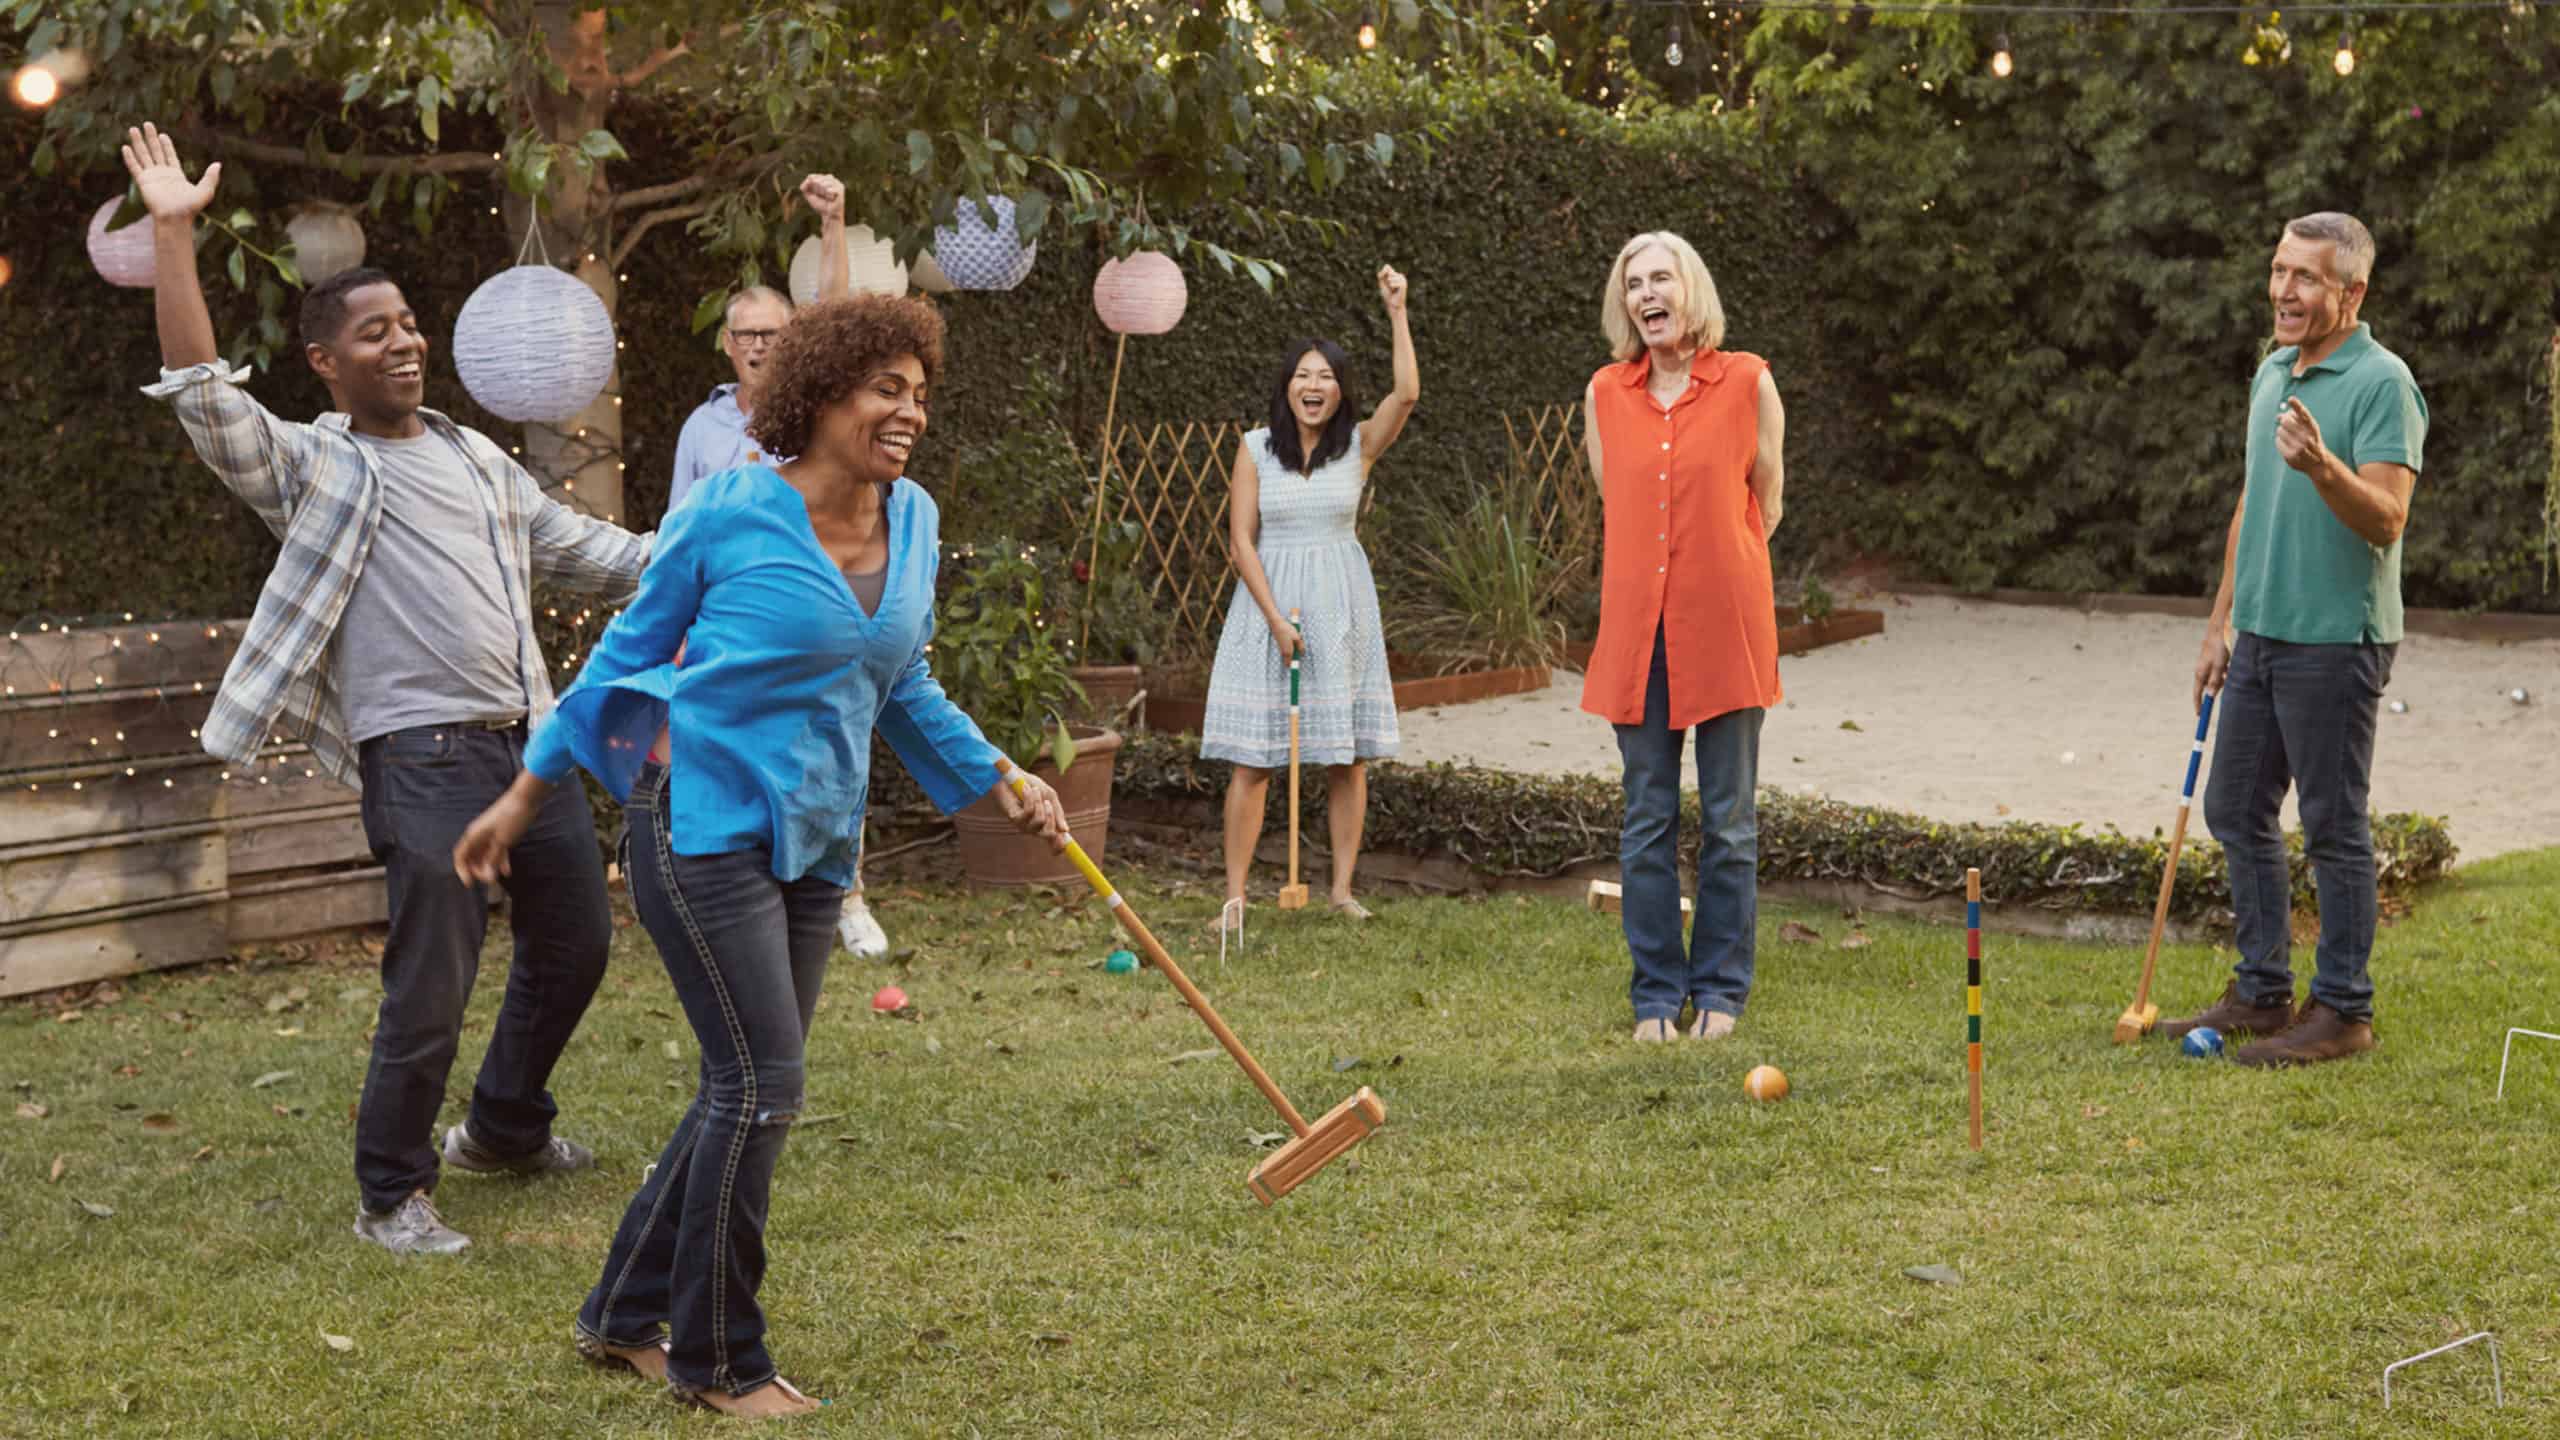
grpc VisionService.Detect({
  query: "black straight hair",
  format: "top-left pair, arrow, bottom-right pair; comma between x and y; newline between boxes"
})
298,265 -> 400,349
1263,338 -> 1358,476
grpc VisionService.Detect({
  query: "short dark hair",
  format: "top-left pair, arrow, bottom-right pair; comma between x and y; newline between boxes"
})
744,295 -> 946,460
299,266 -> 400,348
1264,339 -> 1358,476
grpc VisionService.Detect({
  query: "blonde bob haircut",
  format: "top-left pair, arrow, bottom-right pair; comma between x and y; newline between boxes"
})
1600,231 -> 1725,362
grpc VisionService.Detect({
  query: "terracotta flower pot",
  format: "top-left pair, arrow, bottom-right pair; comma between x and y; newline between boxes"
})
1065,664 -> 1145,730
953,725 -> 1123,887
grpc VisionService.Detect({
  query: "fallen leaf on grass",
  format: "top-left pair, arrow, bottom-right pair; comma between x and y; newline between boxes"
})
1166,1049 -> 1222,1065
1033,1332 -> 1072,1347
190,1146 -> 215,1163
916,1327 -> 950,1346
1245,1130 -> 1288,1149
320,1331 -> 355,1353
661,1040 -> 681,1061
2124,1136 -> 2145,1151
1779,921 -> 1824,944
272,1028 -> 302,1038
2081,1104 -> 2111,1119
77,1200 -> 115,1219
56,1009 -> 84,1024
250,1070 -> 295,1089
1331,1056 -> 1363,1072
14,1102 -> 46,1120
1902,1264 -> 1962,1287
924,1035 -> 943,1056
1639,1089 -> 1671,1113
251,1196 -> 284,1215
139,1113 -> 181,1134
49,1155 -> 67,1183
1838,932 -> 1872,950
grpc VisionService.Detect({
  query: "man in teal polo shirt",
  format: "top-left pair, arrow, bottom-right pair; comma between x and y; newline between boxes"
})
2162,212 -> 2426,1068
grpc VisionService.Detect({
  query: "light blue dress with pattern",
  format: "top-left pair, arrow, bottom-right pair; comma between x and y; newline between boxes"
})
1201,427 -> 1399,768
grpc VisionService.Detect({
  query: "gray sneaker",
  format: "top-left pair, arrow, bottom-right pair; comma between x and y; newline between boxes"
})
442,1124 -> 595,1177
354,1190 -> 471,1256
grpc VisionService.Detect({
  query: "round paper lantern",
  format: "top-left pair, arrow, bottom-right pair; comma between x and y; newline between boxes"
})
1093,251 -> 1188,336
86,198 -> 156,289
910,248 -> 954,294
452,264 -> 617,423
932,194 -> 1036,291
285,202 -> 367,285
789,225 -> 906,304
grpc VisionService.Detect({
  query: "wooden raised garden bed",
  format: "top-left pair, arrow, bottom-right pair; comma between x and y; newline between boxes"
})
1141,653 -> 1551,736
1562,605 -> 1885,672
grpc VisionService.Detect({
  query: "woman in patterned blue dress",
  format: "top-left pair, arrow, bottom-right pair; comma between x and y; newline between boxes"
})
1201,265 -> 1418,938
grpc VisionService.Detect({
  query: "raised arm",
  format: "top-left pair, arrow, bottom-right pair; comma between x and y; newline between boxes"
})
1225,437 -> 1299,661
122,123 -> 221,369
502,449 -> 652,602
803,173 -> 850,303
1358,264 -> 1418,471
1750,367 -> 1787,541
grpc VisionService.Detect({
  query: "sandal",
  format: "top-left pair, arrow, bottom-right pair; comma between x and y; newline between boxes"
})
672,1373 -> 828,1417
574,1327 -> 671,1384
1328,897 -> 1374,922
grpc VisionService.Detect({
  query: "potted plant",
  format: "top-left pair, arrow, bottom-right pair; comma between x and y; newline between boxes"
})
931,536 -> 1121,887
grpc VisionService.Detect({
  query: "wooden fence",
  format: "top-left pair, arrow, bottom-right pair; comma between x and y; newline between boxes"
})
1088,403 -> 1596,662
0,618 -> 381,998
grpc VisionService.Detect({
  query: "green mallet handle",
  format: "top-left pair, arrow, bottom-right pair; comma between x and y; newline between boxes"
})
1287,609 -> 1302,892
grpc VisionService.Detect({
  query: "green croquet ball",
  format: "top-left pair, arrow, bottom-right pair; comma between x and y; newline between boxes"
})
1105,949 -> 1138,975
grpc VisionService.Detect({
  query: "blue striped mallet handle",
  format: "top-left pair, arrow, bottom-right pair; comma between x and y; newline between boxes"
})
2115,692 -> 2218,1044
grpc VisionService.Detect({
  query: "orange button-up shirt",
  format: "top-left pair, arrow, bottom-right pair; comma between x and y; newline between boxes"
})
1578,349 -> 1782,729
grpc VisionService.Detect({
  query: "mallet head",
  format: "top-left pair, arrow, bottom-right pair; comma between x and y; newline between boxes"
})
2112,1002 -> 2159,1046
1277,883 -> 1310,910
1246,1087 -> 1384,1205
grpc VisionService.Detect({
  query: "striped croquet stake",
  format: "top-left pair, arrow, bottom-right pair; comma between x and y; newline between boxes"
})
1967,867 -> 1984,1152
2114,692 -> 2218,1044
1277,610 -> 1309,912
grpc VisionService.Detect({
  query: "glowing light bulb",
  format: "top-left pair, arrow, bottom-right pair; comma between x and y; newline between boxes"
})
1356,8 -> 1377,50
2332,33 -> 2356,76
1991,34 -> 2014,78
12,65 -> 60,108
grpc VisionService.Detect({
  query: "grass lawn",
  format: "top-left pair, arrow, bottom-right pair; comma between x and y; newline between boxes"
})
5,846 -> 2558,1438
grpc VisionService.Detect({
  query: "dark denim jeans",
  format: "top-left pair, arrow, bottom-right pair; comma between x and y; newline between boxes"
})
578,764 -> 844,1398
2202,631 -> 2396,1022
354,721 -> 612,1213
1613,626 -> 1765,1023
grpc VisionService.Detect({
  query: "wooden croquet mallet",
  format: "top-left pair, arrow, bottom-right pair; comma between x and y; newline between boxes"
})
1967,867 -> 1984,1152
2114,692 -> 2217,1045
997,757 -> 1382,1204
1277,609 -> 1309,911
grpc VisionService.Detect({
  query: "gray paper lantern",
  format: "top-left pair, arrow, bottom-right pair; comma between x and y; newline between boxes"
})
86,198 -> 156,288
452,264 -> 617,423
285,202 -> 367,285
932,194 -> 1037,291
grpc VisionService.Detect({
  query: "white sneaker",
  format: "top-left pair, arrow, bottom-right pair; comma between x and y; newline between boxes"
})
838,893 -> 890,957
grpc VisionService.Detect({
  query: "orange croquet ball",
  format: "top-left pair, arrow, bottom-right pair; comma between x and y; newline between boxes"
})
1743,1064 -> 1790,1102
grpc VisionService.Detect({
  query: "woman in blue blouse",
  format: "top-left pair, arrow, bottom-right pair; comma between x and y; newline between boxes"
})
454,295 -> 1065,1418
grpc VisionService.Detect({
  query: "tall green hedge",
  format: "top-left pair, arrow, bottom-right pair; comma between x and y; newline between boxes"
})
0,76 -> 1865,621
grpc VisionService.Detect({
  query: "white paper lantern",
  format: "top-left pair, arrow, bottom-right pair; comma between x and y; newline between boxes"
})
1093,251 -> 1188,336
285,202 -> 368,285
910,248 -> 954,294
789,225 -> 906,304
932,194 -> 1037,291
452,265 -> 617,423
86,198 -> 156,288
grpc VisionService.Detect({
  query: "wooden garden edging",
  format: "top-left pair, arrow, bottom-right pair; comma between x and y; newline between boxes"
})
0,618 -> 383,998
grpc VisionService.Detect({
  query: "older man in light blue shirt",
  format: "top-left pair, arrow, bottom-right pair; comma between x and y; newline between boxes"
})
663,175 -> 893,958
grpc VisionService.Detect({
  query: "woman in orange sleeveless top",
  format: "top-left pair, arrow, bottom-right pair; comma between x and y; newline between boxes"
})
1580,232 -> 1787,1044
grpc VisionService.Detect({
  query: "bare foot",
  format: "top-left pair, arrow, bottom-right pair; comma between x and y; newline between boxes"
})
694,1375 -> 824,1418
600,1341 -> 670,1384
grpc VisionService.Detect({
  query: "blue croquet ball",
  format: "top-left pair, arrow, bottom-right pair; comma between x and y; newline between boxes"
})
1104,949 -> 1138,975
2181,1026 -> 2225,1059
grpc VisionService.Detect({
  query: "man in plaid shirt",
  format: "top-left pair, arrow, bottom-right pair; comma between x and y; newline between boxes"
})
126,123 -> 647,1256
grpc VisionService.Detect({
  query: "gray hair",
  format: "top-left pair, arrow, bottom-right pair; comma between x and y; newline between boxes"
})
2282,212 -> 2375,288
723,284 -> 793,329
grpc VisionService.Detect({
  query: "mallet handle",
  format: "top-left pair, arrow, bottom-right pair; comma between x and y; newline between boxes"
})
1967,867 -> 1983,1153
2130,693 -> 2215,1016
1287,609 -> 1302,893
1000,759 -> 1313,1137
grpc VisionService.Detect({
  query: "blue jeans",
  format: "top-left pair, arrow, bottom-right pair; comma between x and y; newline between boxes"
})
354,721 -> 611,1213
1613,627 -> 1764,1022
577,764 -> 845,1397
2202,632 -> 2395,1022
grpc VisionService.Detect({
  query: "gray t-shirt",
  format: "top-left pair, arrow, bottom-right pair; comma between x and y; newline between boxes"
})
846,564 -> 886,618
333,429 -> 530,742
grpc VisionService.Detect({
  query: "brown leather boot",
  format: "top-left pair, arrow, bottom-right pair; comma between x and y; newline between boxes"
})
2232,1000 -> 2375,1068
2158,980 -> 2298,1043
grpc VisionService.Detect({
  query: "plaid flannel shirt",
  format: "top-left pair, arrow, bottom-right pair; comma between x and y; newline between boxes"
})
143,362 -> 651,789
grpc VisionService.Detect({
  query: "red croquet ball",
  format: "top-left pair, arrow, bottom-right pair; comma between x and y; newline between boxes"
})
871,985 -> 908,1013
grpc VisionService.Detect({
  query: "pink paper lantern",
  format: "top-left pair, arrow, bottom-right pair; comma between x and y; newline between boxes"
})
1092,251 -> 1187,336
86,198 -> 156,289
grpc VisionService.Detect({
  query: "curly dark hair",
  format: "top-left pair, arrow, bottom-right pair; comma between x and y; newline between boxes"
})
743,294 -> 946,460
